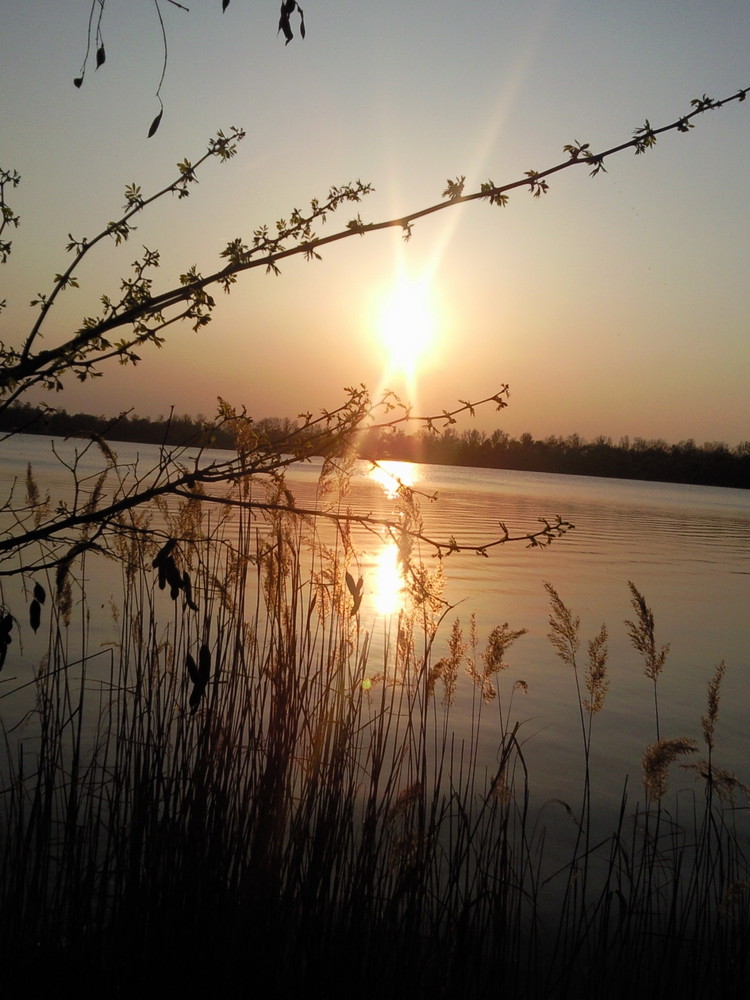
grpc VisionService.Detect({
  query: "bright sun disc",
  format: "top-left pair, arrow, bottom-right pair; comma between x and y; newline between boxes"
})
378,279 -> 435,378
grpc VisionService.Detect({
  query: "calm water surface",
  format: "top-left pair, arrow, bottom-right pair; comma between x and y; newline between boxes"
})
2,435 -> 749,821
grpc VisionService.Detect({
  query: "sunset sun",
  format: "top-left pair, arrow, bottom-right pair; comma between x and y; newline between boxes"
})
377,278 -> 436,381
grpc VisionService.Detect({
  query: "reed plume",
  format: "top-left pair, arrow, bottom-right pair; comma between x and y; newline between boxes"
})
626,581 -> 669,739
583,623 -> 609,714
467,621 -> 527,702
642,737 -> 697,801
545,581 -> 580,666
701,659 -> 726,755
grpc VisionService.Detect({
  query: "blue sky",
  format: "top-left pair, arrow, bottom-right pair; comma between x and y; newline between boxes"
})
1,1 -> 749,444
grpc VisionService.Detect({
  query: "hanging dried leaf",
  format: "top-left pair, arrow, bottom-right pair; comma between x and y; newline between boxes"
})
147,107 -> 164,139
346,571 -> 364,615
278,6 -> 293,44
165,557 -> 183,599
186,652 -> 199,685
278,1 -> 305,45
199,643 -> 211,680
183,571 -> 199,612
152,538 -> 177,568
96,44 -> 106,69
29,599 -> 41,633
0,613 -> 11,672
187,644 -> 212,712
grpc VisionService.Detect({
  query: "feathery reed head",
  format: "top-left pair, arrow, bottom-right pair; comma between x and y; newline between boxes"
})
583,623 -> 609,713
701,659 -> 726,753
483,622 -> 528,674
625,581 -> 669,680
545,582 -> 580,666
683,760 -> 750,804
642,737 -> 697,801
468,620 -> 527,701
427,617 -> 466,705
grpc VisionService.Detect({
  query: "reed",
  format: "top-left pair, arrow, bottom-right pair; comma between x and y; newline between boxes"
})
0,477 -> 748,999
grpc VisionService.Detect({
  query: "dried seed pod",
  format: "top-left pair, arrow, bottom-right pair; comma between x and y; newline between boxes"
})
165,557 -> 183,600
182,571 -> 198,612
0,612 -> 12,671
0,613 -> 12,640
152,538 -> 177,569
187,644 -> 211,713
29,599 -> 41,633
346,571 -> 364,616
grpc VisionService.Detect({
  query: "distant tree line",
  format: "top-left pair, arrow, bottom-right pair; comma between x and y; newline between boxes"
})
360,427 -> 750,489
3,403 -> 748,489
0,402 -> 297,452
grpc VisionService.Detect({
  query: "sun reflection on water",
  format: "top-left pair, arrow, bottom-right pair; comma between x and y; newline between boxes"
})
367,460 -> 418,498
366,461 -> 419,615
372,541 -> 405,616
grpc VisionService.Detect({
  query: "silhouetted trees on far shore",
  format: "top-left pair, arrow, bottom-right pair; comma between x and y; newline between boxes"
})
3,403 -> 748,490
359,426 -> 749,489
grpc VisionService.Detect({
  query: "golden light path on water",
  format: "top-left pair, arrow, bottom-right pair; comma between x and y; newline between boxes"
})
367,460 -> 418,616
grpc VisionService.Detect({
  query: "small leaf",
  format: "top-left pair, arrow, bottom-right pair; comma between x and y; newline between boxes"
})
147,108 -> 164,139
73,76 -> 83,89
96,45 -> 106,69
33,582 -> 47,605
222,0 -> 231,10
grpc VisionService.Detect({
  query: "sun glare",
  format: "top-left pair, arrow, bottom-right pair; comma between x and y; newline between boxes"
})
368,460 -> 417,498
372,540 -> 406,616
377,278 -> 436,382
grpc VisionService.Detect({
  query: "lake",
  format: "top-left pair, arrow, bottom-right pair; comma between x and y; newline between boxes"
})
2,433 -> 749,830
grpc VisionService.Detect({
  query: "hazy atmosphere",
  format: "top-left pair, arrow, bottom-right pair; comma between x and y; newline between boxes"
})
1,1 -> 748,443
3,7 -> 750,993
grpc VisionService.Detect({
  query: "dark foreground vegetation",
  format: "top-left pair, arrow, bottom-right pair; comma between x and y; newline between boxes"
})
1,480 -> 748,999
4,402 -> 749,489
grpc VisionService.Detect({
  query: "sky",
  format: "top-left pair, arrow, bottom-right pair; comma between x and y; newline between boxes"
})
1,1 -> 749,446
